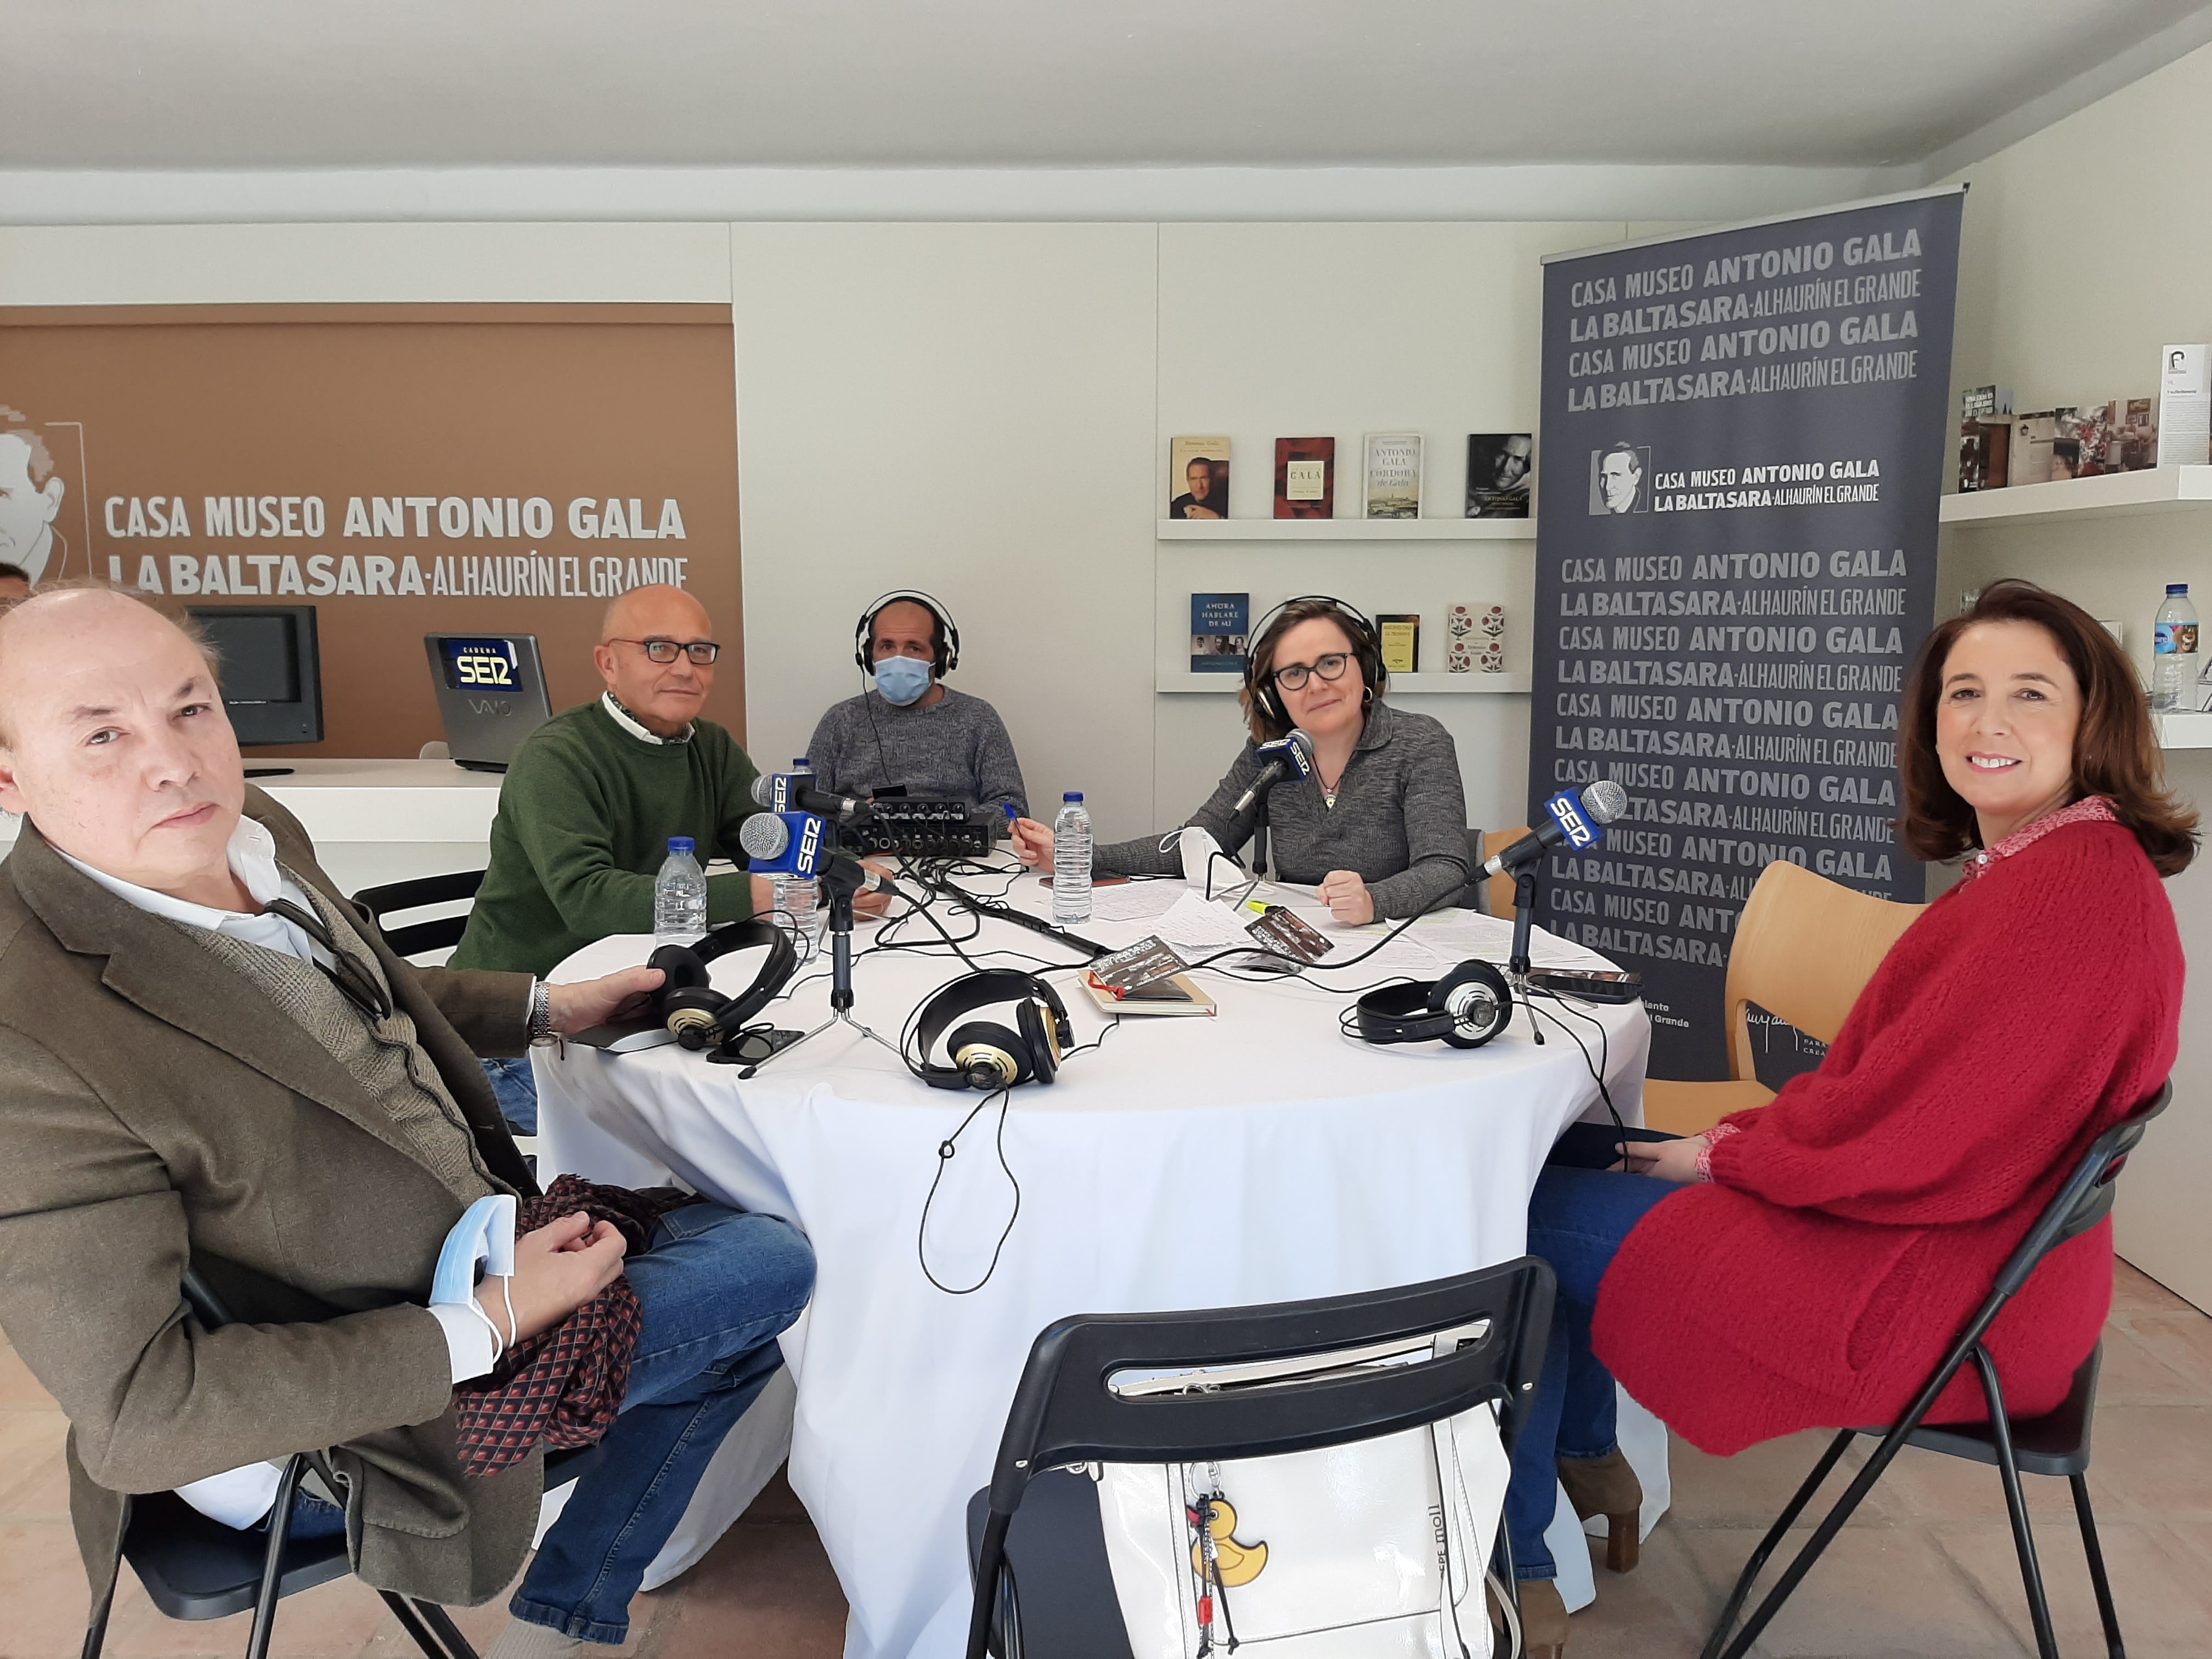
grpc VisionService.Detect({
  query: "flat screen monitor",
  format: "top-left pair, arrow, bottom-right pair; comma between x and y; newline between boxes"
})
187,605 -> 324,747
424,633 -> 552,771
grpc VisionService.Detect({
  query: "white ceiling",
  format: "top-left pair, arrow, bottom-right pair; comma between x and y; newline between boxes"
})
6,0 -> 2209,173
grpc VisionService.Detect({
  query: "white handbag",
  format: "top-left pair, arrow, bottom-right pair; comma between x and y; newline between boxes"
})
1079,1364 -> 1513,1659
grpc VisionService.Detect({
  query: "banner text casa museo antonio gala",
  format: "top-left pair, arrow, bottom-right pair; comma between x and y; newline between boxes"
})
95,490 -> 691,601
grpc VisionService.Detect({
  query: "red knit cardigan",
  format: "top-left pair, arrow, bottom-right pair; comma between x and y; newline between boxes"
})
1593,814 -> 2183,1456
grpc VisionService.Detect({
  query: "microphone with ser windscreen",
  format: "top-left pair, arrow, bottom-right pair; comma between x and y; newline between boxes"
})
738,810 -> 898,898
1231,727 -> 1318,815
751,771 -> 865,822
1483,780 -> 1629,877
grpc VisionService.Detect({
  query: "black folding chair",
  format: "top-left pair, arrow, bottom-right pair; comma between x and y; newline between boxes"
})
1703,1080 -> 2172,1659
962,1258 -> 1556,1659
81,1270 -> 600,1659
350,870 -> 487,961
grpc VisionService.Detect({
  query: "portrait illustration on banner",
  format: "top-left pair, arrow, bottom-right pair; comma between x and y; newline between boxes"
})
0,406 -> 91,585
1587,441 -> 1650,515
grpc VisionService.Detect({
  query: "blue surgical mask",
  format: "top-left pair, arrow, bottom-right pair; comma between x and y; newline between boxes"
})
874,655 -> 933,706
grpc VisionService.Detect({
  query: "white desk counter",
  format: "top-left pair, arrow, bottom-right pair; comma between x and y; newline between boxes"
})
0,758 -> 504,898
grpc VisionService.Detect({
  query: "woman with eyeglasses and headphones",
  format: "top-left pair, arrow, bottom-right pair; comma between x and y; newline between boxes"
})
1010,596 -> 1472,921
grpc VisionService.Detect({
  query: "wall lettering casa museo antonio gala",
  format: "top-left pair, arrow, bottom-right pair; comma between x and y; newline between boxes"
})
97,490 -> 692,600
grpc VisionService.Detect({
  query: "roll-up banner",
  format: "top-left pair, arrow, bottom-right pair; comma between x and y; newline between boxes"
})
1529,188 -> 1962,1083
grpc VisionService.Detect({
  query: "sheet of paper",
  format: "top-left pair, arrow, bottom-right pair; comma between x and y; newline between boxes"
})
1151,890 -> 1267,955
1289,906 -> 1610,973
1087,881 -> 1189,924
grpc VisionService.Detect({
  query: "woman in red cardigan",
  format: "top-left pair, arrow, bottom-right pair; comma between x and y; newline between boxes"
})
1502,580 -> 2194,1655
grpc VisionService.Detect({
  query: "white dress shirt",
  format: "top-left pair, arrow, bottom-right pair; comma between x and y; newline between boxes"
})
59,817 -> 505,1526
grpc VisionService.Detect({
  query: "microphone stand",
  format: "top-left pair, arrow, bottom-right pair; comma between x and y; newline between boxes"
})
737,863 -> 901,1076
1508,866 -> 1545,1046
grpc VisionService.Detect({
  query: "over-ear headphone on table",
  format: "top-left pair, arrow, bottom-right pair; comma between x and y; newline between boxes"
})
854,590 -> 962,677
1245,595 -> 1386,730
1352,960 -> 1514,1048
908,968 -> 1073,1090
650,918 -> 799,1051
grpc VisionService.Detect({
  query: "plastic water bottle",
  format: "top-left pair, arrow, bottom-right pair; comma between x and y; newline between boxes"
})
653,837 -> 708,946
773,758 -> 821,953
1052,792 -> 1093,925
2153,585 -> 2199,712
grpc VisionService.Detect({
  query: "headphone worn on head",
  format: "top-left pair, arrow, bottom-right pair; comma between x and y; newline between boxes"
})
909,968 -> 1073,1091
1245,594 -> 1385,729
649,918 -> 799,1052
1353,960 -> 1513,1048
855,590 -> 962,678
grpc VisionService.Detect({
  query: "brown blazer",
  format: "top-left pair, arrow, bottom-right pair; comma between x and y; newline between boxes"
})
0,789 -> 547,1621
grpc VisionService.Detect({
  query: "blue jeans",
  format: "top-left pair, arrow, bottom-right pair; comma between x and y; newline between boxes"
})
1506,1165 -> 1681,1582
285,1201 -> 814,1642
481,1056 -> 540,1136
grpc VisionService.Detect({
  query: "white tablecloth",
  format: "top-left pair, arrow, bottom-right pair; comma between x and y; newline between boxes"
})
537,878 -> 1656,1658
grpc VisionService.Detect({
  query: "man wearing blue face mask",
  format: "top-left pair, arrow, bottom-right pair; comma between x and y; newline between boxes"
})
803,591 -> 1029,817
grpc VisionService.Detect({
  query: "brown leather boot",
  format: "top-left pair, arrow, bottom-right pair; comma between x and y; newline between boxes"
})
1505,1576 -> 1569,1659
1557,1448 -> 1643,1573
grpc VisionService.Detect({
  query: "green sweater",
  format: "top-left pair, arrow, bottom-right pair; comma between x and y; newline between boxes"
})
450,698 -> 761,978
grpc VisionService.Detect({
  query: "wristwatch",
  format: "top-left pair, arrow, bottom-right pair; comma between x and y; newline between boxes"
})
527,978 -> 556,1045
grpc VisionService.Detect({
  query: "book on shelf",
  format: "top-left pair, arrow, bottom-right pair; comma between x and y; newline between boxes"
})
1958,418 -> 2010,492
1190,591 -> 1250,674
2053,405 -> 2115,479
2010,411 -> 2064,487
1465,433 -> 1533,518
1273,437 -> 1336,518
1376,614 -> 1420,674
1168,436 -> 1232,521
2160,345 -> 2210,467
2119,398 -> 2160,471
1362,433 -> 1423,519
1959,385 -> 2013,421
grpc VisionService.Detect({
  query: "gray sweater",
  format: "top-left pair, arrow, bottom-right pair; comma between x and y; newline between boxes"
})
805,685 -> 1029,816
1095,700 -> 1472,918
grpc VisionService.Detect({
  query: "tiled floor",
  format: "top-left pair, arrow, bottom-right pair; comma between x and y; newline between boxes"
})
4,1262 -> 2207,1658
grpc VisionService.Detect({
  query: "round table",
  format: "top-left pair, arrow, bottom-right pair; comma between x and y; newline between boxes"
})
537,875 -> 1657,1658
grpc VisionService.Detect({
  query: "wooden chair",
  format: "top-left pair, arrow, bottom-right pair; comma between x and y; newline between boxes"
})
1641,861 -> 1922,1136
1483,825 -> 1531,918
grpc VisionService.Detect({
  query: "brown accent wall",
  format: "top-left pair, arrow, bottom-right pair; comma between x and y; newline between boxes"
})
0,303 -> 742,755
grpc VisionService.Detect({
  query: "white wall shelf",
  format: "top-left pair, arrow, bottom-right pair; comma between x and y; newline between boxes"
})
1159,518 -> 1534,541
1159,670 -> 1530,695
1940,466 -> 2212,526
2157,710 -> 2212,749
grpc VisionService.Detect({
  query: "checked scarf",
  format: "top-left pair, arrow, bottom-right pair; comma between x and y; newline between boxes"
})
452,1175 -> 701,1476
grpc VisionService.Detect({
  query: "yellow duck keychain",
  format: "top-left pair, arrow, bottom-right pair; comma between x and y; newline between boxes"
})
1190,1495 -> 1268,1588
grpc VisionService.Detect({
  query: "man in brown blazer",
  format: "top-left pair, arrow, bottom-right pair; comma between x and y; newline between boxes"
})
0,588 -> 814,1657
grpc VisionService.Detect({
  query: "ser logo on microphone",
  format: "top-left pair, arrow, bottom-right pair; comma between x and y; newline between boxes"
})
1543,790 -> 1601,853
795,814 -> 825,874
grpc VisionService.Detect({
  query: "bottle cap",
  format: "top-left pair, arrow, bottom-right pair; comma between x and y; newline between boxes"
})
794,758 -> 811,768
668,836 -> 696,854
2169,584 -> 2190,595
1064,792 -> 1084,803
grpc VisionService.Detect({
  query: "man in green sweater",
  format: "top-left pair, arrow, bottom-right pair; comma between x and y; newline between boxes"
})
452,584 -> 765,1130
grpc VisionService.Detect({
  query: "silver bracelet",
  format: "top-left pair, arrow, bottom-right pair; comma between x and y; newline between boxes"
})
527,978 -> 555,1045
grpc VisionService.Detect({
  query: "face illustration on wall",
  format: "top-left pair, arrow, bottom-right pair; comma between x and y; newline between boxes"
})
0,410 -> 69,586
1590,442 -> 1648,515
